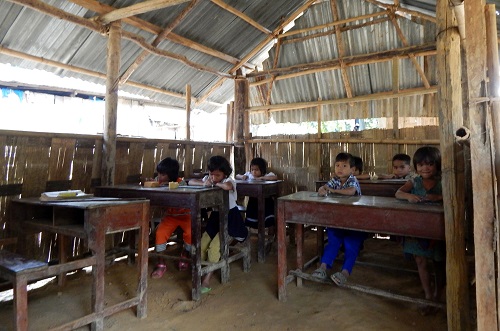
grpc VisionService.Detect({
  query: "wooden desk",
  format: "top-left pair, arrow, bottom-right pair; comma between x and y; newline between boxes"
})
276,191 -> 444,302
94,184 -> 244,301
235,180 -> 282,263
10,198 -> 149,331
315,179 -> 406,197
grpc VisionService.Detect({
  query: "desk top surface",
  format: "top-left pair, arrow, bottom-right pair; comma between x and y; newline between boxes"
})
13,197 -> 148,209
96,184 -> 220,194
278,191 -> 443,214
317,179 -> 407,185
235,180 -> 283,185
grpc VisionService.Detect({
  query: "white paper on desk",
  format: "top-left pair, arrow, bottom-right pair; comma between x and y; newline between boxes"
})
40,190 -> 94,201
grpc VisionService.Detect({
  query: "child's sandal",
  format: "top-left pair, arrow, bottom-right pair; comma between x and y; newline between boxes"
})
178,252 -> 190,271
151,264 -> 167,279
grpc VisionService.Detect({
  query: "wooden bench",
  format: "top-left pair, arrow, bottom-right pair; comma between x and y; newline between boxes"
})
0,250 -> 97,331
0,250 -> 48,331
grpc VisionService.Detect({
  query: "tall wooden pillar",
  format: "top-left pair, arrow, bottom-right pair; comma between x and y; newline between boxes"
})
463,1 -> 498,330
436,1 -> 468,329
234,76 -> 248,175
185,84 -> 192,178
102,21 -> 121,186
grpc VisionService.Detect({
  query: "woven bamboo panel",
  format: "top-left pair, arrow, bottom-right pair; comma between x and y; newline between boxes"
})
142,142 -> 157,178
47,138 -> 75,181
72,139 -> 97,192
115,141 -> 132,185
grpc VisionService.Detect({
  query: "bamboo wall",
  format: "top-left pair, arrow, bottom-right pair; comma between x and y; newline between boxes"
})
0,126 -> 438,262
247,126 -> 440,196
0,130 -> 231,262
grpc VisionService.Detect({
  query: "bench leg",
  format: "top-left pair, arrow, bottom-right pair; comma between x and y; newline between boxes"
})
13,276 -> 28,331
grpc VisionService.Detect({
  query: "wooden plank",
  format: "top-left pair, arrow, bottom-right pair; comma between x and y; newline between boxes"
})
463,1 -> 498,330
0,184 -> 23,196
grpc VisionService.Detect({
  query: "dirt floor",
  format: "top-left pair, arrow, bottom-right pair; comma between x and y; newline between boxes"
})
0,230 -> 452,331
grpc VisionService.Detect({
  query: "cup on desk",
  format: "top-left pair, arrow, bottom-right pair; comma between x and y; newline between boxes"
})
169,182 -> 179,189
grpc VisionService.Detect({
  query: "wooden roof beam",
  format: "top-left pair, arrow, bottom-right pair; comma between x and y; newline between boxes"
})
211,0 -> 272,34
388,11 -> 431,88
248,85 -> 438,113
119,0 -> 201,84
70,0 -> 247,67
195,0 -> 317,105
364,0 -> 436,23
330,1 -> 353,99
247,43 -> 436,80
0,45 -> 188,101
9,0 -> 232,78
96,0 -> 191,24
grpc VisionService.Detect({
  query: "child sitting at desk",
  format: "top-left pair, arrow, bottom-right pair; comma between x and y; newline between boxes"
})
311,152 -> 366,285
151,157 -> 190,279
236,157 -> 278,233
378,153 -> 414,179
189,155 -> 248,293
352,156 -> 371,180
395,146 -> 445,314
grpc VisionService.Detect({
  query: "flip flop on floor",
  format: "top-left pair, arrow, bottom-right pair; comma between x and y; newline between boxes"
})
331,271 -> 347,286
151,264 -> 167,279
201,286 -> 212,294
311,268 -> 327,280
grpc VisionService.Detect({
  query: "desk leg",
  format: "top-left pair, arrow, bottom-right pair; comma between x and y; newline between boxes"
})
296,224 -> 304,288
57,234 -> 67,286
191,209 -> 201,301
277,202 -> 287,302
257,195 -> 266,263
136,210 -> 148,318
90,230 -> 105,331
219,200 -> 230,284
13,276 -> 28,331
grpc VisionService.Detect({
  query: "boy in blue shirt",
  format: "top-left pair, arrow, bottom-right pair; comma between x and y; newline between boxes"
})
312,152 -> 366,285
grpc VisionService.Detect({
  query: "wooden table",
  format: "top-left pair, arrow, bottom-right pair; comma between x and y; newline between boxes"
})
235,180 -> 282,263
277,191 -> 444,302
315,179 -> 406,197
94,184 -> 246,301
10,198 -> 149,331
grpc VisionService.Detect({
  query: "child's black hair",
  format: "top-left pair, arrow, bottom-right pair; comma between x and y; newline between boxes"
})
413,147 -> 441,174
207,155 -> 232,177
352,156 -> 363,173
392,153 -> 411,165
156,157 -> 180,181
250,157 -> 267,174
335,152 -> 355,167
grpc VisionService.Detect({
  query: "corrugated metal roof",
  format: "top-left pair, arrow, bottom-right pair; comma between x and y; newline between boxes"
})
0,0 -> 499,117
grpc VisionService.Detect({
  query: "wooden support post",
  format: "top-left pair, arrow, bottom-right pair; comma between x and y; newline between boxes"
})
234,76 -> 248,175
185,84 -> 192,178
485,5 -> 500,326
436,1 -> 469,330
463,1 -> 499,330
102,21 -> 121,186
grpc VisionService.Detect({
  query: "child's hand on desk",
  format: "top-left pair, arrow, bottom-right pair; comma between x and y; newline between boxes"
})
406,194 -> 423,203
318,186 -> 329,197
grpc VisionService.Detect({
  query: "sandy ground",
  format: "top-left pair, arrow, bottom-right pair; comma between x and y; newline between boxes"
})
0,230 -> 454,331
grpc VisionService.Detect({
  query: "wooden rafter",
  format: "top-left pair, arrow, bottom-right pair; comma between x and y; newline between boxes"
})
8,0 -> 232,79
70,0 -> 246,67
282,16 -> 390,45
195,0 -> 317,105
95,0 -> 191,24
364,0 -> 436,23
119,0 -> 201,84
211,0 -> 271,34
388,10 -> 431,88
247,43 -> 436,81
0,45 -> 189,101
330,1 -> 353,99
248,85 -> 437,113
279,11 -> 386,39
